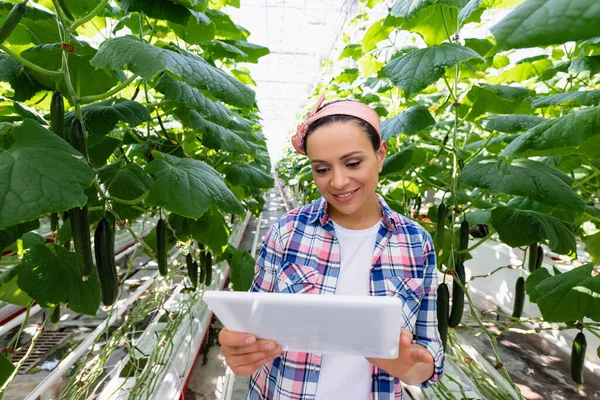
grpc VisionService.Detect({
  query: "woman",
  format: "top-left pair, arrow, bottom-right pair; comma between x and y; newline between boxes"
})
218,95 -> 445,399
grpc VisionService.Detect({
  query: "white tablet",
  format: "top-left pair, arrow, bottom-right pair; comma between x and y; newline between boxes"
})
203,290 -> 403,358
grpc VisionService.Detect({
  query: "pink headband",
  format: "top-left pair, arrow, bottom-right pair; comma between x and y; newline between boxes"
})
292,94 -> 381,155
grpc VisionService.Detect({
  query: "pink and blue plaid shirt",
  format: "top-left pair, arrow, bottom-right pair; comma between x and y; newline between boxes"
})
247,195 -> 444,399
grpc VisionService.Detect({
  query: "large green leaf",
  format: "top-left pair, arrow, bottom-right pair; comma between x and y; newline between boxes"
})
16,244 -> 101,315
391,0 -> 467,19
487,57 -> 553,84
583,232 -> 600,264
460,157 -> 586,212
169,0 -> 207,10
525,263 -> 600,322
201,40 -> 248,61
381,146 -> 426,176
155,75 -> 231,126
362,18 -> 396,52
0,53 -> 45,101
501,106 -> 600,159
228,247 -> 255,291
459,0 -> 483,26
491,206 -> 576,254
223,162 -> 274,189
187,112 -> 251,153
491,0 -> 600,51
120,0 -> 209,25
0,265 -> 33,306
506,196 -> 578,224
529,89 -> 600,108
381,106 -> 436,141
0,219 -> 39,253
0,2 -> 60,44
88,135 -> 121,168
384,43 -> 481,97
0,120 -> 95,230
98,161 -> 153,201
145,151 -> 244,219
204,8 -> 249,40
20,42 -> 120,98
66,98 -> 150,137
90,35 -> 255,108
168,209 -> 229,253
480,114 -> 546,133
405,5 -> 459,46
464,84 -> 533,120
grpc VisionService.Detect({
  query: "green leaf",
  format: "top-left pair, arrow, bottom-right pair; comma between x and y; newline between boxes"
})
465,210 -> 491,226
501,106 -> 600,159
464,84 -> 533,120
0,120 -> 95,230
169,0 -> 207,10
491,206 -> 576,254
460,157 -> 586,213
362,18 -> 395,52
66,98 -> 151,137
491,0 -> 600,51
391,0 -> 437,19
405,5 -> 458,46
16,244 -> 101,315
61,0 -> 113,17
0,352 -> 15,387
381,146 -> 426,176
98,161 -> 153,201
90,35 -> 255,108
202,39 -> 249,61
0,2 -> 60,44
21,41 -> 120,98
384,43 -> 481,97
525,267 -> 552,303
459,0 -> 483,26
381,106 -> 436,141
506,196 -> 579,224
0,52 -> 45,101
339,44 -> 363,60
187,111 -> 250,153
21,232 -> 45,250
0,219 -> 39,252
480,114 -> 547,133
155,75 -> 231,127
463,38 -> 494,57
121,0 -> 207,25
527,263 -> 600,322
204,8 -> 249,40
145,151 -> 244,219
487,58 -> 553,84
529,89 -> 600,108
583,232 -> 600,264
88,135 -> 121,168
228,247 -> 255,291
168,209 -> 229,253
222,40 -> 269,63
223,162 -> 274,189
0,265 -> 33,306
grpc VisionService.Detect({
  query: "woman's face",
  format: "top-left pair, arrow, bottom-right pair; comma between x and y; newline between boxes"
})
305,121 -> 386,224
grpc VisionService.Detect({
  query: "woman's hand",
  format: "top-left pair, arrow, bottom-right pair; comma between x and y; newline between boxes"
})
366,330 -> 434,385
218,328 -> 283,376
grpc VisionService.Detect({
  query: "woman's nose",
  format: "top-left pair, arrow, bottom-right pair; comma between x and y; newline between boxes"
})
330,169 -> 349,189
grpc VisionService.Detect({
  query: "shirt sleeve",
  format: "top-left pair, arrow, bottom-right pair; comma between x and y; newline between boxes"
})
249,222 -> 283,293
413,230 -> 445,388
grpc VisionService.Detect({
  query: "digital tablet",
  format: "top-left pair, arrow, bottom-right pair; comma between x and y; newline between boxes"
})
203,290 -> 404,358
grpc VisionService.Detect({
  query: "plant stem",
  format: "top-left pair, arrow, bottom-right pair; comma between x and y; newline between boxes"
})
469,265 -> 512,281
5,301 -> 33,360
70,0 -> 111,31
80,75 -> 138,104
0,44 -> 61,78
456,229 -> 496,254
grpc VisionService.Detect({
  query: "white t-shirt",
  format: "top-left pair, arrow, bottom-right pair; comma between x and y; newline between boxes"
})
314,219 -> 381,400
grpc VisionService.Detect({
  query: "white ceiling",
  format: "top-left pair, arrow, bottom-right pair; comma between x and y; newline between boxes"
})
226,0 -> 359,162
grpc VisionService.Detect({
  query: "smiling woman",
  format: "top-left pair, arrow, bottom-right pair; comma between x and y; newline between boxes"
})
218,95 -> 444,399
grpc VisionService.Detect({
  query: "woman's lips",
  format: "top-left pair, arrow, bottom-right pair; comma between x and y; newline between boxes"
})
332,188 -> 359,203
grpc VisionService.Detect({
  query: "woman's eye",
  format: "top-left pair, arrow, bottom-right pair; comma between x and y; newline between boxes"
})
314,168 -> 329,174
347,161 -> 361,168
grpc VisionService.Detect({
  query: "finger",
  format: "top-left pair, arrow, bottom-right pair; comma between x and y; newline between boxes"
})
227,351 -> 271,369
231,356 -> 271,376
218,328 -> 256,347
222,340 -> 281,357
229,348 -> 282,376
399,330 -> 413,349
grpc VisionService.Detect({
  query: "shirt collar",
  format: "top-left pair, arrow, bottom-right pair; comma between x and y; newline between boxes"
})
309,193 -> 399,231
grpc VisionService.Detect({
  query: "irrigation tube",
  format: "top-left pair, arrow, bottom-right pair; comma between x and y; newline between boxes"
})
25,256 -> 176,400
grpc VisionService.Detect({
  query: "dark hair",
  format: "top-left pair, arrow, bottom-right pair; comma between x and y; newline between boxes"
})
303,100 -> 381,153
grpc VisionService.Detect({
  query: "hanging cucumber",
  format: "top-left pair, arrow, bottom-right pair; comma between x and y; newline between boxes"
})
187,253 -> 198,289
536,245 -> 543,270
528,243 -> 538,273
69,205 -> 94,279
94,217 -> 119,306
204,251 -> 213,286
448,262 -> 465,328
198,243 -> 206,284
0,1 -> 27,45
512,277 -> 525,319
457,219 -> 469,264
50,213 -> 59,232
156,218 -> 168,276
571,332 -> 587,386
51,304 -> 60,324
436,203 -> 446,249
50,91 -> 65,140
437,282 -> 450,352
70,119 -> 88,160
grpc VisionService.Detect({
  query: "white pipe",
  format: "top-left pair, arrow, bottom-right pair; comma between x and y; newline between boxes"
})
250,212 -> 263,259
0,305 -> 42,337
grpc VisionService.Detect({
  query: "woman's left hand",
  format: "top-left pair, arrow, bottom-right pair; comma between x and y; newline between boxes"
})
366,330 -> 434,384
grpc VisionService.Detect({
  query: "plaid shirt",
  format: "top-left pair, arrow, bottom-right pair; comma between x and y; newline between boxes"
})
247,195 -> 444,399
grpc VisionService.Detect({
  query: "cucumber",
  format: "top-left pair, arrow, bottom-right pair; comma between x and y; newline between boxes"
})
536,245 -> 543,270
187,253 -> 198,289
528,243 -> 538,273
50,212 -> 59,232
457,220 -> 469,264
156,218 -> 168,276
70,119 -> 88,160
69,205 -> 94,279
437,282 -> 450,352
94,217 -> 119,306
436,203 -> 446,250
51,304 -> 60,324
448,262 -> 465,328
571,332 -> 587,385
204,251 -> 212,286
512,277 -> 525,319
50,91 -> 65,140
0,1 -> 27,45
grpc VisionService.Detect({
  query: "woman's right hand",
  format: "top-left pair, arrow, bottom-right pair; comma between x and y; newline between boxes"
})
218,328 -> 283,376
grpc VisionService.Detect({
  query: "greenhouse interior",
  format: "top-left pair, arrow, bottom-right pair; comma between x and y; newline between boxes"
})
0,0 -> 599,399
